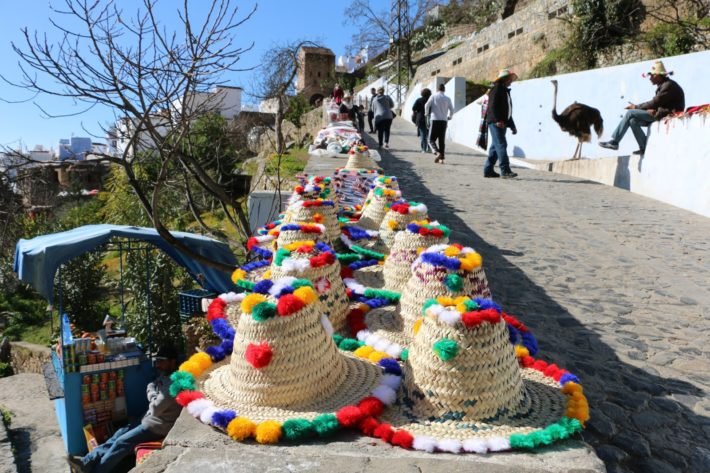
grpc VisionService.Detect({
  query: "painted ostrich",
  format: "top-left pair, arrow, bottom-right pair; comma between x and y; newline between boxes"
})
551,80 -> 604,160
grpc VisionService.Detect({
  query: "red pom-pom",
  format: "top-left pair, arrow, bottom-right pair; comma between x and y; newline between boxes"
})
310,253 -> 332,267
341,267 -> 354,279
390,203 -> 409,215
295,186 -> 304,193
479,308 -> 501,323
418,228 -> 427,236
345,288 -> 353,298
175,390 -> 205,407
391,430 -> 414,449
358,397 -> 385,417
208,298 -> 226,311
247,237 -> 258,251
461,311 -> 483,328
532,360 -> 548,371
431,228 -> 443,237
324,252 -> 336,264
265,223 -> 276,229
553,370 -> 566,382
503,313 -> 528,332
543,364 -> 560,377
451,243 -> 464,250
277,294 -> 305,316
358,416 -> 379,435
296,244 -> 313,253
245,342 -> 273,369
373,423 -> 394,442
347,310 -> 366,335
520,355 -> 535,367
302,224 -> 321,234
336,405 -> 364,427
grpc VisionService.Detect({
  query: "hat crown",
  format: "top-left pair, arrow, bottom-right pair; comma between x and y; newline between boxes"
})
402,299 -> 529,422
378,202 -> 430,250
285,200 -> 340,242
383,228 -> 450,291
358,188 -> 402,230
275,224 -> 328,248
650,60 -> 668,75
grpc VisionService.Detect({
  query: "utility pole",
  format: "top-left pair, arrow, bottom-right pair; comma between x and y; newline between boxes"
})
390,0 -> 410,114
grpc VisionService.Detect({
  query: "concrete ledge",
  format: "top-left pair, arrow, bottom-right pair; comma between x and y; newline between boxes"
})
9,341 -> 51,375
133,411 -> 605,473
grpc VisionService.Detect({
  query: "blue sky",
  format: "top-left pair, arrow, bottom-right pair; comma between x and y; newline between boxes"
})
0,0 -> 358,150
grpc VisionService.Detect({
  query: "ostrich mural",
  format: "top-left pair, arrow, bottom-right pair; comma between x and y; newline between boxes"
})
551,80 -> 604,160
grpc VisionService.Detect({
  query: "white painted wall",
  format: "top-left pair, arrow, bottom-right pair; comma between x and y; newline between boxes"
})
446,50 -> 710,160
355,77 -> 408,110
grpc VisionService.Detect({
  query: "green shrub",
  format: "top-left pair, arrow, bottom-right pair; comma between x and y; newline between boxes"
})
644,22 -> 697,57
0,362 -> 12,378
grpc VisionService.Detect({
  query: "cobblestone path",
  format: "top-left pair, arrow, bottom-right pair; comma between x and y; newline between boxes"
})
365,118 -> 710,473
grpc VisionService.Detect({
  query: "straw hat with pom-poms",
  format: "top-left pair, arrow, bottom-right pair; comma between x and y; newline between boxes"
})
344,144 -> 378,170
377,201 -> 429,252
357,188 -> 402,231
283,199 -> 340,243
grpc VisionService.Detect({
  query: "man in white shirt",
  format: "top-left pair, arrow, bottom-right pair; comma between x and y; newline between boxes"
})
424,83 -> 455,164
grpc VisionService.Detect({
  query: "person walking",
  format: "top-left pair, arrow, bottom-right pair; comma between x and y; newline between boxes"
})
332,83 -> 344,105
412,88 -> 432,153
367,87 -> 377,133
67,345 -> 182,473
484,69 -> 518,178
372,86 -> 395,149
424,83 -> 454,164
599,60 -> 684,155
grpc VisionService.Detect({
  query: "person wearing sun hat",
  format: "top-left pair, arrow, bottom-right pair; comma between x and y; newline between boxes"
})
359,294 -> 589,453
484,68 -> 519,179
600,60 -> 685,155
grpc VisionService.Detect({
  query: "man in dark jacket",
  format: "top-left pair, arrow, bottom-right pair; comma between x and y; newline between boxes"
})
484,69 -> 518,178
600,60 -> 684,155
367,87 -> 377,133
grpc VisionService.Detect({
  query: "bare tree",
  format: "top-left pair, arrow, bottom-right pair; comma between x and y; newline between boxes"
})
2,0 -> 257,272
644,0 -> 710,50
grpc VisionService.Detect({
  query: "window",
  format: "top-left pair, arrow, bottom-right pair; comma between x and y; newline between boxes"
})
317,71 -> 321,77
483,44 -> 489,51
509,28 -> 523,39
516,27 -> 523,35
452,57 -> 462,66
549,4 -> 568,19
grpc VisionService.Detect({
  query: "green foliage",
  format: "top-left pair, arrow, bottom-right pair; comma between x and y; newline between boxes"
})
438,0 -> 502,29
264,148 -> 309,181
0,362 -> 12,378
0,407 -> 11,427
285,95 -> 313,128
56,251 -> 108,332
644,22 -> 697,57
411,21 -> 448,51
571,0 -> 644,63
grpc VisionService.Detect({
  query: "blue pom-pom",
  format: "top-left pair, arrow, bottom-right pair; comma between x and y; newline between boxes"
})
507,324 -> 520,344
315,241 -> 334,253
205,345 -> 226,362
211,319 -> 235,341
220,339 -> 234,353
560,373 -> 580,385
521,332 -> 538,356
378,358 -> 402,376
252,246 -> 273,259
276,285 -> 295,297
280,223 -> 301,231
474,298 -> 502,313
211,410 -> 237,429
253,280 -> 274,295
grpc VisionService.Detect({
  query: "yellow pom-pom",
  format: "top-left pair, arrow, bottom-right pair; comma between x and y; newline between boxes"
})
227,416 -> 256,441
241,293 -> 268,314
413,318 -> 423,335
368,351 -> 390,363
284,240 -> 314,251
190,352 -> 212,371
263,270 -> 272,280
460,253 -> 482,271
561,382 -> 583,395
436,296 -> 455,306
514,345 -> 530,358
416,247 -> 425,255
255,420 -> 282,444
444,246 -> 461,257
353,345 -> 374,358
231,268 -> 247,284
293,286 -> 318,305
387,220 -> 398,230
179,360 -> 202,378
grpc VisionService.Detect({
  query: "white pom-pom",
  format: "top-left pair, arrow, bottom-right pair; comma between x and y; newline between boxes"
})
371,385 -> 397,405
439,309 -> 461,326
199,406 -> 219,425
320,313 -> 334,337
412,435 -> 437,452
356,330 -> 371,341
373,339 -> 391,352
364,333 -> 380,346
462,438 -> 488,453
186,398 -> 213,418
459,246 -> 475,255
314,224 -> 326,233
381,374 -> 401,390
486,437 -> 510,452
426,244 -> 449,254
385,344 -> 402,358
436,438 -> 462,453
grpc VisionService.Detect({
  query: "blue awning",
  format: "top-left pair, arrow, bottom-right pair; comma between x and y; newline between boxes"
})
13,224 -> 238,301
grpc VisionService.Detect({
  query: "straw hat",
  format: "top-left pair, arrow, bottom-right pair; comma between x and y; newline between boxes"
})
345,145 -> 379,170
290,176 -> 339,208
284,199 -> 341,243
363,244 -> 491,347
171,281 -> 404,446
377,201 -> 429,252
357,188 -> 402,231
647,60 -> 671,76
275,223 -> 329,247
369,295 -> 588,452
495,68 -> 518,82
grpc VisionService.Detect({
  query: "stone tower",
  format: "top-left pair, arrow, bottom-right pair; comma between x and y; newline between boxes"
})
297,46 -> 336,105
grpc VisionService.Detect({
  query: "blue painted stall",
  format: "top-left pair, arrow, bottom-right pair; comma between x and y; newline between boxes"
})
14,225 -> 237,455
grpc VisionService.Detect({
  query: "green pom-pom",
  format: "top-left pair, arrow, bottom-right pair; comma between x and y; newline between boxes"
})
169,371 -> 196,397
509,433 -> 535,449
312,414 -> 340,437
291,279 -> 313,289
332,334 -> 344,346
364,288 -> 400,302
463,299 -> 479,311
336,253 -> 361,263
421,298 -> 438,315
444,273 -> 464,292
252,302 -> 277,322
528,430 -> 545,447
281,418 -> 315,441
400,348 -> 409,361
544,423 -> 565,441
236,279 -> 255,291
440,225 -> 451,237
274,248 -> 291,266
338,338 -> 362,351
432,339 -> 459,361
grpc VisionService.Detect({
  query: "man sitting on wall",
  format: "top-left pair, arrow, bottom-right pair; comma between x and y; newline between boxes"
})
67,345 -> 182,473
599,60 -> 685,155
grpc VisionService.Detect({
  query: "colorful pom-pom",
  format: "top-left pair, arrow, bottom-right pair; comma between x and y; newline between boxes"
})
412,318 -> 423,335
293,286 -> 318,305
374,423 -> 394,442
175,390 -> 204,407
245,342 -> 273,369
433,338 -> 459,361
277,294 -> 306,316
392,430 -> 414,449
358,397 -> 385,417
255,420 -> 282,444
241,293 -> 267,314
444,273 -> 464,292
281,418 -> 314,441
179,360 -> 203,378
252,301 -> 277,322
227,416 -> 256,441
336,406 -> 364,427
211,410 -> 236,429
312,413 -> 340,437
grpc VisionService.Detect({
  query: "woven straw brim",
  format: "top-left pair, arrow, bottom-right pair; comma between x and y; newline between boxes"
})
353,265 -> 384,289
382,369 -> 565,440
200,351 -> 382,423
277,230 -> 331,247
363,304 -> 409,346
345,153 -> 378,170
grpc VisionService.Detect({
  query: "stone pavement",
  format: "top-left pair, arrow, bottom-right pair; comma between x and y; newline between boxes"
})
358,118 -> 709,473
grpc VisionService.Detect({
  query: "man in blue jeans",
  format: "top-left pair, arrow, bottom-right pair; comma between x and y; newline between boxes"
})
484,69 -> 518,178
600,60 -> 684,155
67,345 -> 181,473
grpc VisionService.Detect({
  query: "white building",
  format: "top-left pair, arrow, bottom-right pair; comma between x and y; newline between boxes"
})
172,86 -> 243,120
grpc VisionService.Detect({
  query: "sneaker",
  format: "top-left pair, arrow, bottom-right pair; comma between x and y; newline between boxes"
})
484,171 -> 500,178
632,149 -> 644,155
384,144 -> 389,149
599,141 -> 619,150
66,455 -> 88,473
501,171 -> 518,178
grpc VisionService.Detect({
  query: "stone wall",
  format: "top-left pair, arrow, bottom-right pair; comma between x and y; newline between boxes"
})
8,342 -> 51,375
413,0 -> 571,84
